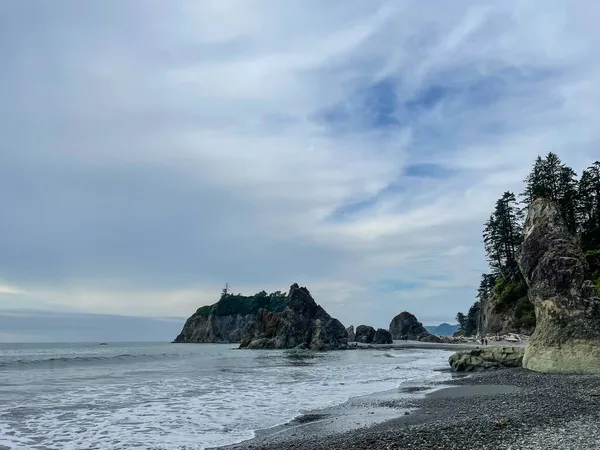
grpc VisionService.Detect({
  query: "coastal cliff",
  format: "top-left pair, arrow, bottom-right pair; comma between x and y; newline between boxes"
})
174,290 -> 287,343
518,198 -> 600,373
240,283 -> 348,350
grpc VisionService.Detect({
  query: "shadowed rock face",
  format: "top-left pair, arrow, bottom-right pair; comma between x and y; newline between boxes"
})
355,325 -> 376,343
174,314 -> 255,343
389,311 -> 438,341
346,325 -> 356,342
240,283 -> 348,351
518,198 -> 600,373
373,328 -> 393,344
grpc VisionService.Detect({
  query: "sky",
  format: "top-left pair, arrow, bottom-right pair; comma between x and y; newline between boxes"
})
1,1 -> 600,342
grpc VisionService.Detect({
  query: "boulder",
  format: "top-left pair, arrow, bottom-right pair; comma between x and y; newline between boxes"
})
346,325 -> 356,342
240,283 -> 348,351
373,328 -> 393,344
449,347 -> 524,372
418,333 -> 443,343
517,198 -> 600,373
355,325 -> 376,343
389,311 -> 434,340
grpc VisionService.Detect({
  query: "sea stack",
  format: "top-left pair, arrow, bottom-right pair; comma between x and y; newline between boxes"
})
389,311 -> 440,342
518,198 -> 600,373
240,283 -> 348,350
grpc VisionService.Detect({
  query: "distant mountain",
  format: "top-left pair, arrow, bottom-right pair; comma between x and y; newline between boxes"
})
425,323 -> 460,336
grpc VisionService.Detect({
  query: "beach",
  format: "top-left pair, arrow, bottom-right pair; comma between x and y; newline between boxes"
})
223,366 -> 600,450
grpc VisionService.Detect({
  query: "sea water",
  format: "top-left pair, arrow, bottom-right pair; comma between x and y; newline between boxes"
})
0,342 -> 452,449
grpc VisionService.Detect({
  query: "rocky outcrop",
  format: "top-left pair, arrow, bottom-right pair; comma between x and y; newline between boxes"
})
355,325 -> 376,343
174,290 -> 288,343
240,283 -> 348,350
389,312 -> 436,341
449,347 -> 524,372
373,328 -> 393,344
346,326 -> 356,342
418,333 -> 443,343
517,198 -> 600,373
478,290 -> 521,335
174,313 -> 255,343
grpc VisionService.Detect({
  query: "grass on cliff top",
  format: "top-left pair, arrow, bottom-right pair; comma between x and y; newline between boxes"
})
193,291 -> 288,317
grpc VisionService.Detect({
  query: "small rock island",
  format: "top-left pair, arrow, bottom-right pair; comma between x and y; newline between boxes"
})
240,283 -> 348,350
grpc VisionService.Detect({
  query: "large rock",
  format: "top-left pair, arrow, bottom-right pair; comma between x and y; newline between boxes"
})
373,328 -> 393,344
174,290 -> 287,343
389,311 -> 436,341
355,325 -> 376,343
449,347 -> 524,372
174,313 -> 256,343
517,198 -> 600,373
240,283 -> 348,351
346,326 -> 356,342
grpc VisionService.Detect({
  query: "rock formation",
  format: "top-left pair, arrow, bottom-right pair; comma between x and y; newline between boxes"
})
346,325 -> 356,342
517,198 -> 600,373
174,313 -> 256,343
373,328 -> 393,344
174,290 -> 287,343
355,325 -> 376,343
240,283 -> 348,350
449,347 -> 524,372
389,311 -> 438,341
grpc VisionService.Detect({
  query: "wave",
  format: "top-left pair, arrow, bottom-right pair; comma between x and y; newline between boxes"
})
0,352 -> 174,369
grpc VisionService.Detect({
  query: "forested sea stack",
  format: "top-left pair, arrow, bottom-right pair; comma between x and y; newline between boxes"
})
240,283 -> 348,350
174,289 -> 287,343
518,198 -> 600,373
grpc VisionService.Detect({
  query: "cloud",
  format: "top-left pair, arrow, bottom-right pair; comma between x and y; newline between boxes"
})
1,0 -> 599,335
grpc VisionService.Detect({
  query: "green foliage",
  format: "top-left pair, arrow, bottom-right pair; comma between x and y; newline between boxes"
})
492,277 -> 528,313
455,312 -> 466,330
521,152 -> 578,234
194,290 -> 288,317
456,153 -> 600,336
514,296 -> 536,330
483,192 -> 523,279
453,329 -> 466,337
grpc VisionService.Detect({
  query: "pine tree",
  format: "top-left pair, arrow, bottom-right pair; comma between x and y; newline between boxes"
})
521,152 -> 578,234
482,192 -> 523,280
578,162 -> 600,251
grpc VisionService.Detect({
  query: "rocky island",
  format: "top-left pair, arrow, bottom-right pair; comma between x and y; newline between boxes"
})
240,283 -> 348,350
173,289 -> 287,343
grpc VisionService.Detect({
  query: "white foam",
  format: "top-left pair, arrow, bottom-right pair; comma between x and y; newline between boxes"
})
0,344 -> 451,449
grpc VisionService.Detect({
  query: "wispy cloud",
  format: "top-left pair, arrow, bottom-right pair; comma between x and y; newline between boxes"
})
1,0 -> 599,333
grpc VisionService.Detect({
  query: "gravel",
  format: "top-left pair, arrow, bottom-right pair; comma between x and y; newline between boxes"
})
225,368 -> 600,450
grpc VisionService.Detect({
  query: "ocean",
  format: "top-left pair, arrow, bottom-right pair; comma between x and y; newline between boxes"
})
0,342 -> 452,450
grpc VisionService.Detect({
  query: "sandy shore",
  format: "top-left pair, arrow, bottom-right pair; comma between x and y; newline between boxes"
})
221,368 -> 600,450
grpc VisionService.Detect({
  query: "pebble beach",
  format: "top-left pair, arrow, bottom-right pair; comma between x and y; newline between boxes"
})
223,367 -> 600,450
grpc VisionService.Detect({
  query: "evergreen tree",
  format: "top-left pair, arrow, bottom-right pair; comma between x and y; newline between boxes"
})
521,152 -> 578,234
578,162 -> 600,251
482,192 -> 523,280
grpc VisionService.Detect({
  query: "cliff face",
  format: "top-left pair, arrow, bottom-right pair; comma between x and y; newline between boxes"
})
518,198 -> 600,373
174,313 -> 256,343
240,283 -> 348,350
478,291 -> 521,336
174,291 -> 288,343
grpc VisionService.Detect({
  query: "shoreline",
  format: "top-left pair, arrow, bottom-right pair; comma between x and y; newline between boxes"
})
219,367 -> 600,450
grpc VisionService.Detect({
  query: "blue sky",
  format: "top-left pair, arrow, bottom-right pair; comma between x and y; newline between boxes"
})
1,0 -> 600,341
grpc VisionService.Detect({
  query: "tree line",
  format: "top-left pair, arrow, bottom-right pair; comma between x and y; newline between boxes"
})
456,152 -> 600,336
